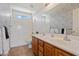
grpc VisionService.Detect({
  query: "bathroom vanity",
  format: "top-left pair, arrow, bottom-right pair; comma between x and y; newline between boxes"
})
32,34 -> 79,56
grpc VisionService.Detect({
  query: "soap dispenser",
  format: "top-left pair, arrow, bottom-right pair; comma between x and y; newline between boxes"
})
61,28 -> 64,34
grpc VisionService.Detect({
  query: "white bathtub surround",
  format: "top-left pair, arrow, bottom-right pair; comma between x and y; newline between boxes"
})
33,34 -> 79,55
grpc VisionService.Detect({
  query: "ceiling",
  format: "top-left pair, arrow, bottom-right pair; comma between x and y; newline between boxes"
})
0,3 -> 49,15
48,3 -> 79,15
10,3 -> 46,13
0,3 -> 11,16
0,3 -> 79,17
0,3 -> 59,16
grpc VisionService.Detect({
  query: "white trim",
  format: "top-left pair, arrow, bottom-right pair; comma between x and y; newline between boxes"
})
11,42 -> 28,48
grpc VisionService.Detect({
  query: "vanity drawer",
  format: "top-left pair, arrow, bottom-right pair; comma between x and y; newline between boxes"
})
55,47 -> 73,56
38,39 -> 44,47
39,51 -> 43,56
45,42 -> 53,48
44,42 -> 53,56
39,45 -> 44,53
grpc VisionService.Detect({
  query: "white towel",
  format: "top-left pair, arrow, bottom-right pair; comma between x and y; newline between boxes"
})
1,26 -> 9,55
0,28 -> 2,54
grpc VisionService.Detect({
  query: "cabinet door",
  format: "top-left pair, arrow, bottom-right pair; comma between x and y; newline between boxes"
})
55,48 -> 72,56
44,42 -> 54,56
39,40 -> 44,47
32,37 -> 38,55
38,40 -> 44,56
38,51 -> 43,56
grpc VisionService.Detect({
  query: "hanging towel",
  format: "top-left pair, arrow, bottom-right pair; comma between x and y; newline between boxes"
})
0,28 -> 2,54
4,26 -> 9,39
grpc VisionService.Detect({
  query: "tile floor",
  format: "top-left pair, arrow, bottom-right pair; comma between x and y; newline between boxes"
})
8,45 -> 34,56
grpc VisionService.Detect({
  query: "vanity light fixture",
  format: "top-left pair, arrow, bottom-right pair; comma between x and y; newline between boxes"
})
42,3 -> 59,12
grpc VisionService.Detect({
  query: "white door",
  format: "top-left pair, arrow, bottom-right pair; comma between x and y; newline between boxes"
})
11,10 -> 32,47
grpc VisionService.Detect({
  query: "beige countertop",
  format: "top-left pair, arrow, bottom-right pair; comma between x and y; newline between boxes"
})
32,34 -> 79,56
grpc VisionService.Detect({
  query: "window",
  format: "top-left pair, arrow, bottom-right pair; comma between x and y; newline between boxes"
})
17,15 -> 31,20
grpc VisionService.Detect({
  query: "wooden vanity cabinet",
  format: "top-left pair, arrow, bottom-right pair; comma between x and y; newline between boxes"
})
55,47 -> 74,56
44,42 -> 55,56
32,36 -> 74,56
32,36 -> 38,55
38,39 -> 44,56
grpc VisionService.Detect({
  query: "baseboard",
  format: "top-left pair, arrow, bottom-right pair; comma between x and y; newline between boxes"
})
10,43 -> 28,48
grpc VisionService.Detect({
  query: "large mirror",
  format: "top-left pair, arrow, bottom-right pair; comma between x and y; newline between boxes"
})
32,3 -> 79,36
46,3 -> 79,35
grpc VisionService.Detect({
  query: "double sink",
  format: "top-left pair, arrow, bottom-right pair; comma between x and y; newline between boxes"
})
33,33 -> 79,55
37,33 -> 70,41
36,33 -> 79,48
